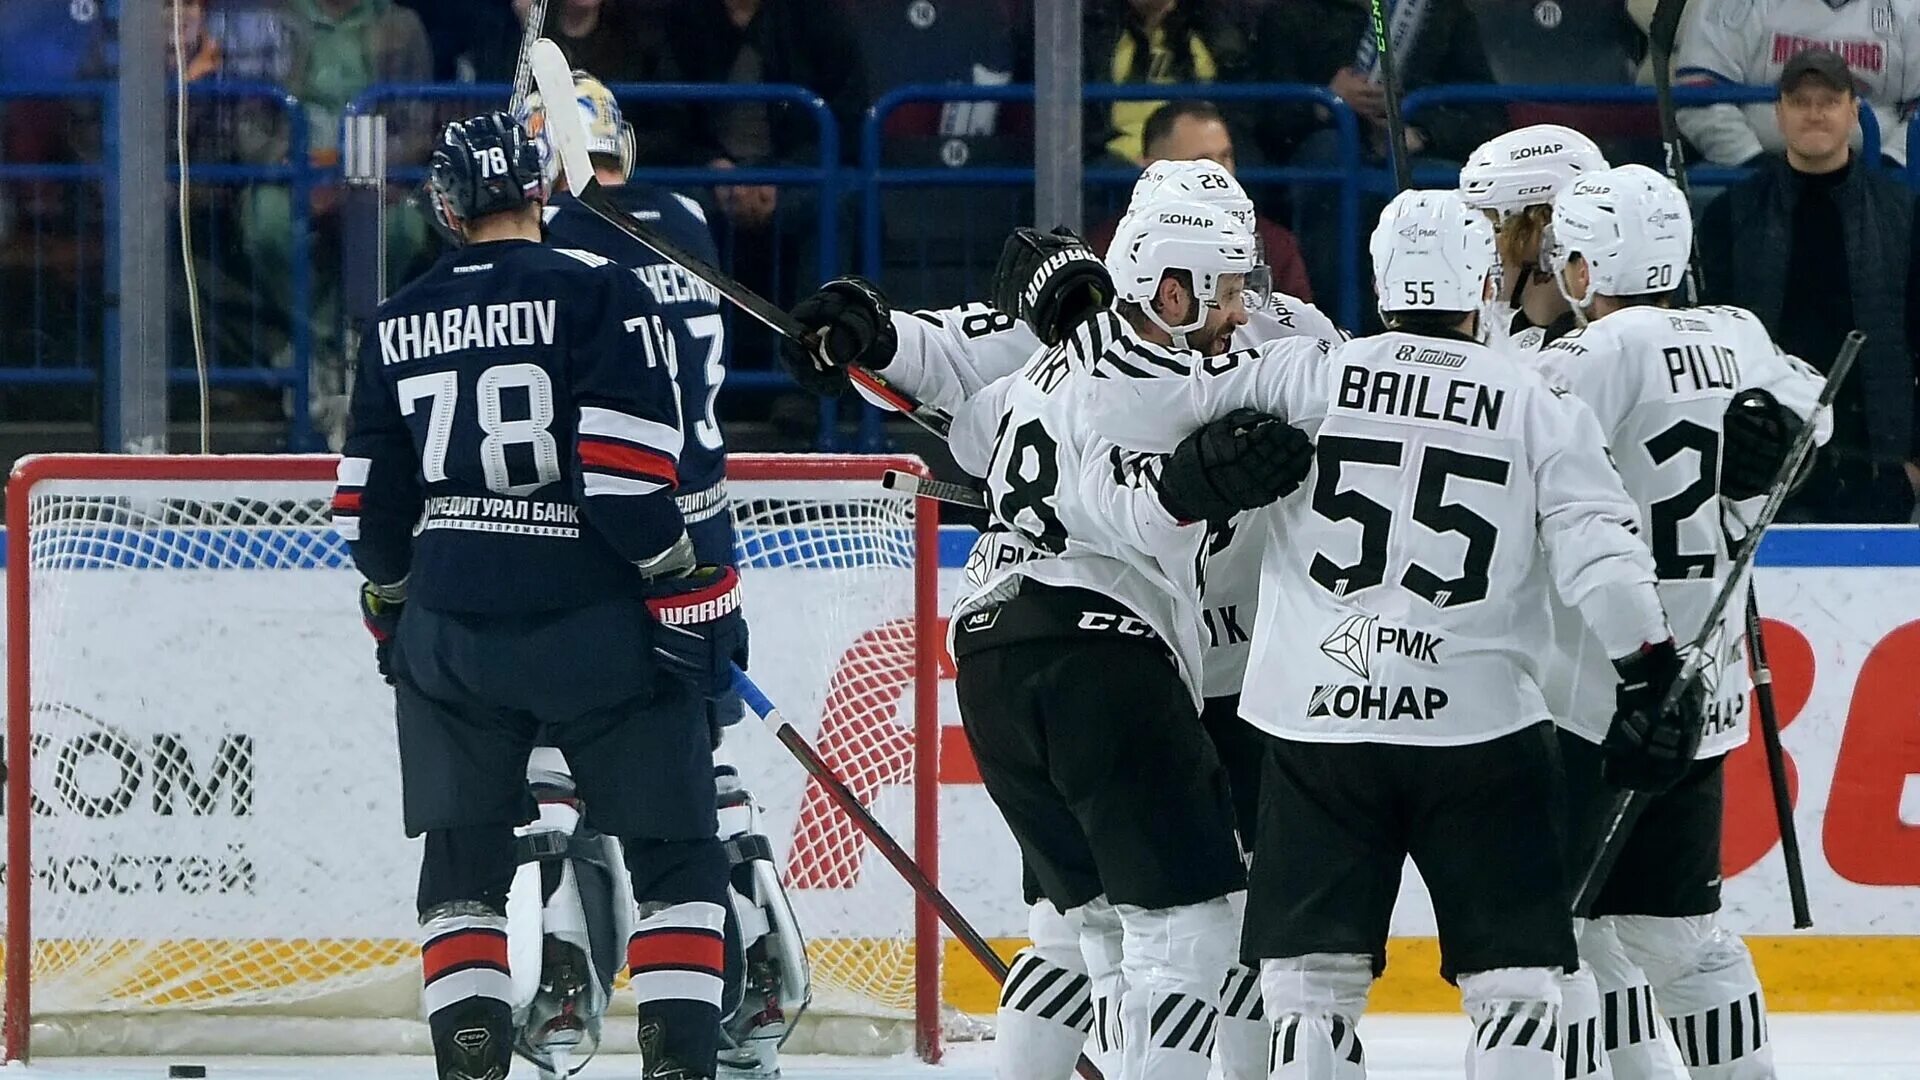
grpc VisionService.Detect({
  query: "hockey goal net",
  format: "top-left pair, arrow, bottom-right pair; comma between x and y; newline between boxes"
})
3,452 -> 943,1062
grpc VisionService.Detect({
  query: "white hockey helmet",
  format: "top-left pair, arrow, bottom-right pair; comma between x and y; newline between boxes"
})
1547,163 -> 1692,306
1458,124 -> 1608,216
1370,189 -> 1498,319
1106,196 -> 1259,346
1124,160 -> 1272,310
517,70 -> 636,186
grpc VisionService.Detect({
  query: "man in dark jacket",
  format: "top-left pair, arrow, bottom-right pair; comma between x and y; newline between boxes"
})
1698,47 -> 1920,523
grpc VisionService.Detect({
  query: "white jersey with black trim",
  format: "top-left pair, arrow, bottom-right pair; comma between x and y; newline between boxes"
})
872,294 -> 1342,699
1076,327 -> 1671,746
1675,0 -> 1920,166
944,330 -> 1215,706
1534,304 -> 1830,757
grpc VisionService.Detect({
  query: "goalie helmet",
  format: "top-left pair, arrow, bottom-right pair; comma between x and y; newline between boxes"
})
1458,124 -> 1608,216
1547,164 -> 1692,306
1371,188 -> 1497,317
516,69 -> 637,187
1105,197 -> 1259,345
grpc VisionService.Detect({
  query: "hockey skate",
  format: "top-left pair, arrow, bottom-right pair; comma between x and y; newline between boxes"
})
513,933 -> 599,1080
432,1001 -> 511,1080
640,1020 -> 717,1080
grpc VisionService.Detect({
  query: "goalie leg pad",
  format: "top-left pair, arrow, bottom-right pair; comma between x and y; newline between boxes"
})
1259,953 -> 1372,1080
715,771 -> 811,1078
1611,915 -> 1774,1080
1117,896 -> 1236,1080
1459,966 -> 1563,1080
994,901 -> 1094,1080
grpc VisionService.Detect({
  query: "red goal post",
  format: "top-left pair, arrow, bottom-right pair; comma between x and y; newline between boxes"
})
4,452 -> 944,1062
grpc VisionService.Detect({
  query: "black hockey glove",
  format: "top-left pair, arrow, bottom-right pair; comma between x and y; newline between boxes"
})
779,277 -> 898,397
358,580 -> 406,686
1156,409 -> 1316,524
642,564 -> 750,701
989,226 -> 1114,346
1603,640 -> 1706,793
1721,387 -> 1806,500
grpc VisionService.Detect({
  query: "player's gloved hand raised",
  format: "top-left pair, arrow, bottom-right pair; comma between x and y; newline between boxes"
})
641,563 -> 751,702
780,277 -> 898,397
990,226 -> 1114,346
357,580 -> 407,686
1604,640 -> 1706,793
1721,388 -> 1805,500
1155,409 -> 1315,524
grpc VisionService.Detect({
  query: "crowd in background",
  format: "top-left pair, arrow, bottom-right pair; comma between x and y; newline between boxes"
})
1,0 -> 1917,521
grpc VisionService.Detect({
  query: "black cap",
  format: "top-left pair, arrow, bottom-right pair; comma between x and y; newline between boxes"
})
1779,47 -> 1854,94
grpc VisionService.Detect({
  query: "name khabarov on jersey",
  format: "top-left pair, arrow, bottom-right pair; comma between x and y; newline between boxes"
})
1335,364 -> 1507,431
379,300 -> 558,365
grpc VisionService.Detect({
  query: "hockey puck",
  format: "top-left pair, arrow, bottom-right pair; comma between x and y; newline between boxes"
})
168,1067 -> 207,1078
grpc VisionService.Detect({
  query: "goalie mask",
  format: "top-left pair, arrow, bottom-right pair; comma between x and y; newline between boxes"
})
516,69 -> 637,188
1106,197 -> 1259,349
1370,189 -> 1499,335
1546,164 -> 1692,315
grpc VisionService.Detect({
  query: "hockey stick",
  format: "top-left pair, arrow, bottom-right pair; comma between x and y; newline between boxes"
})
882,469 -> 989,510
1367,0 -> 1413,191
1573,330 -> 1862,917
508,0 -> 552,117
1646,0 -> 1811,923
526,41 -> 953,439
732,667 -> 1107,1080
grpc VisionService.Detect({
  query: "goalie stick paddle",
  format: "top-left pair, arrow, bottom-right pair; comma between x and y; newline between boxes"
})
1573,330 -> 1863,917
526,41 -> 954,439
731,666 -> 1107,1080
882,469 -> 988,510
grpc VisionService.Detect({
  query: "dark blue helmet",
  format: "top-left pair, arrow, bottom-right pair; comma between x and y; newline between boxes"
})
427,111 -> 546,235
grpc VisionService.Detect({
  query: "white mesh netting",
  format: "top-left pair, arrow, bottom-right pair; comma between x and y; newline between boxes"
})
2,459 -> 939,1057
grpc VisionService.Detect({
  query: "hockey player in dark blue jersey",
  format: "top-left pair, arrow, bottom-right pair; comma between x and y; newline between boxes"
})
516,75 -> 809,1080
333,111 -> 744,1080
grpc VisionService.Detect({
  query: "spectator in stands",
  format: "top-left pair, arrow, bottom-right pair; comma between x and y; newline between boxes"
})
1252,0 -> 1500,329
395,0 -> 518,82
1086,100 -> 1315,301
469,1 -> 689,164
1676,0 -> 1920,167
1015,0 -> 1252,166
1697,47 -> 1920,523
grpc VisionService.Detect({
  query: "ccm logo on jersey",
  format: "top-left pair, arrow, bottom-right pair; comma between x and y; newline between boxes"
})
1076,612 -> 1155,637
1307,684 -> 1450,722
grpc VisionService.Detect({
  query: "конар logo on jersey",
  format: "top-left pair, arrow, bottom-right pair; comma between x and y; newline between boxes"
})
1310,614 -> 1449,721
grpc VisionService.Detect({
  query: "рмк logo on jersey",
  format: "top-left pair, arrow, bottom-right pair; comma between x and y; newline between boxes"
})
1320,613 -> 1376,678
1319,613 -> 1445,679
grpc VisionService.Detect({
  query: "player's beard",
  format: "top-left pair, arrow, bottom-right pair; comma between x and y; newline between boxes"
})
1189,316 -> 1237,356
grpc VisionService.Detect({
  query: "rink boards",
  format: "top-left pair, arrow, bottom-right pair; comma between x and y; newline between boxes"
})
0,523 -> 1914,1015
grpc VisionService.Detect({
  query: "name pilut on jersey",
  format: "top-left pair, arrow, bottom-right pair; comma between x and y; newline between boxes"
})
1306,683 -> 1451,722
378,300 -> 558,366
632,263 -> 721,308
1334,365 -> 1507,431
1663,343 -> 1740,395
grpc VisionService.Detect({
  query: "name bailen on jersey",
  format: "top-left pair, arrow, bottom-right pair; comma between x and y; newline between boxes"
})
1336,364 -> 1507,431
379,300 -> 557,365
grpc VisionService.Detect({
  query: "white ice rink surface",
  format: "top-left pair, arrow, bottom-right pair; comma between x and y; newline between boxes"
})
0,1015 -> 1915,1079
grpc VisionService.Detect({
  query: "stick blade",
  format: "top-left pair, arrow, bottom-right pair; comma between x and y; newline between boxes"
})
528,39 -> 591,193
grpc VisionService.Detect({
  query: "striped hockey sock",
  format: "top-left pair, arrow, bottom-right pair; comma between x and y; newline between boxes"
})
628,899 -> 727,1070
421,906 -> 513,1080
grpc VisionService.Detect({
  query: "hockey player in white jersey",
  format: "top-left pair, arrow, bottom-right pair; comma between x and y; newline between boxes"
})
1537,165 -> 1831,1080
780,160 -> 1339,1080
1059,189 -> 1709,1080
1457,124 -> 1609,352
1675,0 -> 1920,167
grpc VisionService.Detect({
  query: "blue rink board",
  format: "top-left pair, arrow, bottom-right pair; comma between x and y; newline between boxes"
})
1,523 -> 1918,570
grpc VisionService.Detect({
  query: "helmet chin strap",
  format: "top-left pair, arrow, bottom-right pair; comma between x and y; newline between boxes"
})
1145,292 -> 1207,350
1551,264 -> 1593,329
